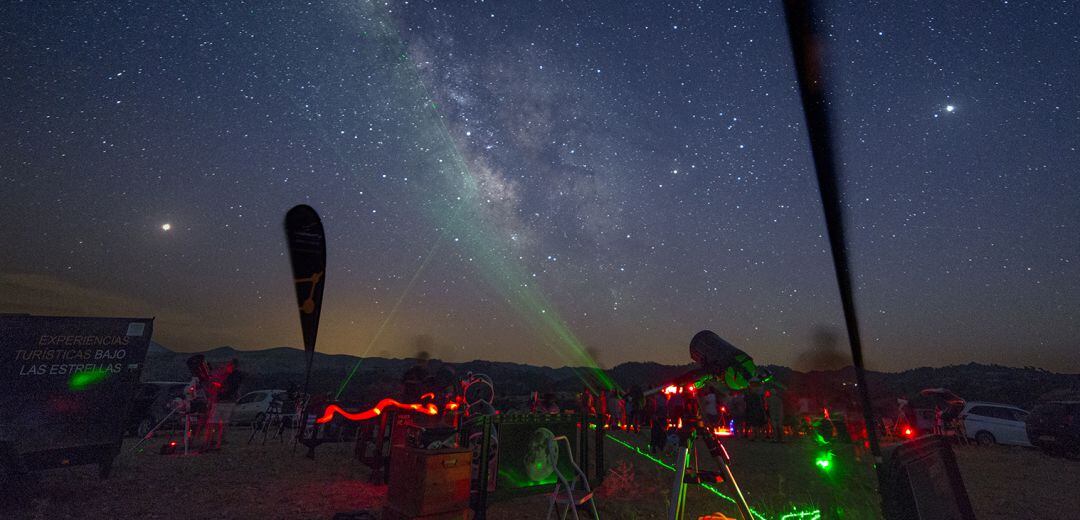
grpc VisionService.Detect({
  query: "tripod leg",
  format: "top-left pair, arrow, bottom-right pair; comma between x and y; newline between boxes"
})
131,407 -> 180,453
248,416 -> 261,444
699,429 -> 752,520
668,445 -> 690,520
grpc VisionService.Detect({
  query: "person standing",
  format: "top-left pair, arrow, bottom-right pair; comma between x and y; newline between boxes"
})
744,388 -> 765,440
703,388 -> 719,428
731,392 -> 747,437
767,387 -> 784,443
205,358 -> 241,450
607,391 -> 620,428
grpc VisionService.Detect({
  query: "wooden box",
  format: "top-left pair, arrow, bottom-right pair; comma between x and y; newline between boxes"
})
387,446 -> 472,518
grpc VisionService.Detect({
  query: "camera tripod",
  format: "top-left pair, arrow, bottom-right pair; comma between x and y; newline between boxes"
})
249,394 -> 305,445
667,419 -> 753,520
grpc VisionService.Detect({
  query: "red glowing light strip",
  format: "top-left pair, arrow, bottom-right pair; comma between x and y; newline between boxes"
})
316,399 -> 439,424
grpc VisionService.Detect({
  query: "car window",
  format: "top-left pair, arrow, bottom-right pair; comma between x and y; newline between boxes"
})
967,406 -> 992,417
991,408 -> 1016,421
237,393 -> 260,405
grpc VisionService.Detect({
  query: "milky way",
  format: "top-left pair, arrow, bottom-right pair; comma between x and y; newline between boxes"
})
1,1 -> 1077,371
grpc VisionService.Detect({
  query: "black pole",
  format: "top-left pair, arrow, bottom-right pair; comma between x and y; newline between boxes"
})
782,0 -> 884,467
301,352 -> 313,398
475,416 -> 492,520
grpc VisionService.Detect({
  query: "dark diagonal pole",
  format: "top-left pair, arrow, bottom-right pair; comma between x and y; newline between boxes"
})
782,0 -> 884,468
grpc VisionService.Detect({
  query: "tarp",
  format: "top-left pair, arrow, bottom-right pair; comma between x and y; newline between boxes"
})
918,388 -> 965,406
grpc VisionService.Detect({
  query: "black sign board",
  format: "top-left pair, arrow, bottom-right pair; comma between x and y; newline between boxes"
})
880,435 -> 977,520
0,315 -> 153,477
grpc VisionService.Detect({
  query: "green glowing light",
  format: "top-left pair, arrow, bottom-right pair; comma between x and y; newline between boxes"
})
497,469 -> 556,488
780,511 -> 822,520
68,368 -> 110,390
815,451 -> 834,473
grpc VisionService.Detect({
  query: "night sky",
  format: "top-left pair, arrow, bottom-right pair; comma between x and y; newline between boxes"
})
2,1 -> 1077,372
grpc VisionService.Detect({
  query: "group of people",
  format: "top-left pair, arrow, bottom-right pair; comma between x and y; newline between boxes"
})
575,383 -> 788,454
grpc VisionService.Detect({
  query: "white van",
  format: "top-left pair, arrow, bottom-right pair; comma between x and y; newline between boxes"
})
960,401 -> 1031,446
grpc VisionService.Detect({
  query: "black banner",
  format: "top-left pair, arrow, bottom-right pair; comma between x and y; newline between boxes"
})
0,315 -> 152,473
284,205 -> 326,355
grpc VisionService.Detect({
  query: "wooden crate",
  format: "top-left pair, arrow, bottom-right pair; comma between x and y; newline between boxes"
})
387,446 -> 472,518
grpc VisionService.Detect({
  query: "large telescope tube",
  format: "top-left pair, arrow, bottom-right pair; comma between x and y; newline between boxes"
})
689,330 -> 759,391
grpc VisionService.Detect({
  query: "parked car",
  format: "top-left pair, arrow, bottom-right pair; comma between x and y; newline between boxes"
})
231,390 -> 289,425
126,381 -> 191,437
1026,401 -> 1080,458
959,401 -> 1031,446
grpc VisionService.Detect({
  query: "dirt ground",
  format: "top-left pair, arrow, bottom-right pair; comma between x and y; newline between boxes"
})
2,429 -> 1077,519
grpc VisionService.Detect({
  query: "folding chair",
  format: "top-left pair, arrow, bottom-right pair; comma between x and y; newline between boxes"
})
547,435 -> 600,520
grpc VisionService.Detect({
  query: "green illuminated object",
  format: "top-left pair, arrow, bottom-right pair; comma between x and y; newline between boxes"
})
68,368 -> 110,390
815,451 -> 834,473
779,510 -> 822,520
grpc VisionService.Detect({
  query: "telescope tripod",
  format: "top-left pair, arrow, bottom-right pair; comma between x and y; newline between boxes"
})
130,405 -> 197,455
668,423 -> 752,520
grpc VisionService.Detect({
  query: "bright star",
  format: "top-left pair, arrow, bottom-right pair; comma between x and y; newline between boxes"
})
945,104 -> 955,112
161,223 -> 172,231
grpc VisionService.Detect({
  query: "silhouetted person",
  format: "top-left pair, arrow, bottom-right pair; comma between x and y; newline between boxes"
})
745,388 -> 765,440
402,357 -> 430,402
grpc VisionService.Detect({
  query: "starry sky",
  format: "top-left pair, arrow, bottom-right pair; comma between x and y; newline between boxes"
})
1,1 -> 1077,372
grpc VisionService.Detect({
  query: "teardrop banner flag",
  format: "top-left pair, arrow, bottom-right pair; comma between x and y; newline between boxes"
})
284,205 -> 326,392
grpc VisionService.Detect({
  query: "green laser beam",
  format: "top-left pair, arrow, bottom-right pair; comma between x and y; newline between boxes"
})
334,236 -> 445,399
605,433 -> 819,520
779,511 -> 822,520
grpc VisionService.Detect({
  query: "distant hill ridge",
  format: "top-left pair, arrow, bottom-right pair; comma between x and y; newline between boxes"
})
142,343 -> 1080,407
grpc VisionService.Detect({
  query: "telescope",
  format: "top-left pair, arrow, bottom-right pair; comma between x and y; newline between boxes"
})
644,330 -> 770,520
645,330 -> 771,397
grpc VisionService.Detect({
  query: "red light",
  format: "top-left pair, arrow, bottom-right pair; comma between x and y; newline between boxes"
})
686,385 -> 695,393
446,402 -> 460,411
420,392 -> 435,400
903,427 -> 914,437
663,385 -> 678,395
316,399 -> 439,424
168,441 -> 178,447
